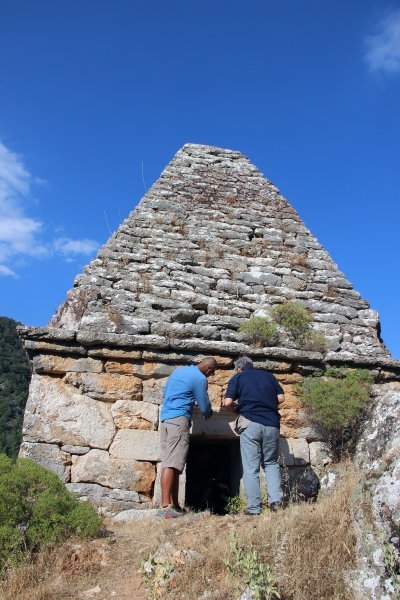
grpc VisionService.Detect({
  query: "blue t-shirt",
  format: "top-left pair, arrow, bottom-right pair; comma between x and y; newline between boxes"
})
225,367 -> 283,428
161,365 -> 212,421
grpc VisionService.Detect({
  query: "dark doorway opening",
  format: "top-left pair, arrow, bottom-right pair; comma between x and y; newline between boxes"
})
185,438 -> 242,514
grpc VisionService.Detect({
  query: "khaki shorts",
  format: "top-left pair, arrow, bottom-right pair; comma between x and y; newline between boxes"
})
160,416 -> 190,473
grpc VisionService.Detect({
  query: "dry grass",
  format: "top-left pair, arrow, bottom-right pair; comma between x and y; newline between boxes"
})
0,466 -> 358,600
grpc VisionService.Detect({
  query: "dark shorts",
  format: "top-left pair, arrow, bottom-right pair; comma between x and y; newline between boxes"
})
160,416 -> 190,473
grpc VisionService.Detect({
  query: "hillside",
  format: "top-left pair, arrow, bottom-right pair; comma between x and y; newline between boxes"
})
0,317 -> 31,457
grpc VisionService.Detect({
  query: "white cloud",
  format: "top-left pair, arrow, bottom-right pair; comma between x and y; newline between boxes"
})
0,140 -> 99,276
365,9 -> 400,75
0,264 -> 16,277
53,237 -> 99,257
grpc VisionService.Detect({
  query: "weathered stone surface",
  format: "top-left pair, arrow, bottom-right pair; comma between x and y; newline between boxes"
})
22,375 -> 116,448
71,449 -> 155,495
109,430 -> 161,461
66,481 -> 144,515
61,444 -> 91,455
33,355 -> 103,374
63,372 -> 142,402
349,383 -> 400,599
142,378 -> 165,405
105,361 -> 174,379
191,407 -> 237,438
111,400 -> 159,430
19,441 -> 71,482
309,442 -> 332,466
279,438 -> 310,466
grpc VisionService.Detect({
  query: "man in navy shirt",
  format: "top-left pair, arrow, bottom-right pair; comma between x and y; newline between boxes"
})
158,357 -> 215,518
224,356 -> 284,514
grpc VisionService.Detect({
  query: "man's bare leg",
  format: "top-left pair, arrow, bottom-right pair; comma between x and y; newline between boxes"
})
161,466 -> 179,507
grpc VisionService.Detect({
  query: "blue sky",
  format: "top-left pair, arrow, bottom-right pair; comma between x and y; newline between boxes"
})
0,1 -> 399,358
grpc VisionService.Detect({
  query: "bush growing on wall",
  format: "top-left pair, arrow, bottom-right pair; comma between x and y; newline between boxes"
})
238,317 -> 279,347
299,368 -> 373,455
269,301 -> 312,342
0,455 -> 101,572
238,302 -> 327,351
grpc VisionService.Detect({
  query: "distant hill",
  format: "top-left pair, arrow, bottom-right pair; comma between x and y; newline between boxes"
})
0,317 -> 31,458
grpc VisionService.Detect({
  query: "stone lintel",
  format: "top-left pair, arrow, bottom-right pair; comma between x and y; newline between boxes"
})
191,407 -> 237,439
17,326 -> 76,341
24,340 -> 88,356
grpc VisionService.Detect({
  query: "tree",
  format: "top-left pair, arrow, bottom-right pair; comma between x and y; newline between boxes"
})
0,317 -> 31,458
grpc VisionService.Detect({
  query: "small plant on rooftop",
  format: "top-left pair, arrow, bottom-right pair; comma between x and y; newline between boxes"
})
238,317 -> 279,347
269,301 -> 312,342
302,330 -> 328,353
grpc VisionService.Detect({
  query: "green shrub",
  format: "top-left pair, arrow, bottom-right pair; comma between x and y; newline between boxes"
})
299,368 -> 373,455
225,494 -> 247,515
238,317 -> 278,347
224,531 -> 280,600
270,301 -> 312,341
0,455 -> 101,572
302,330 -> 328,353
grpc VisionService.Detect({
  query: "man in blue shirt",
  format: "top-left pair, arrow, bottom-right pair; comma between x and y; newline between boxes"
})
158,357 -> 216,518
224,356 -> 284,514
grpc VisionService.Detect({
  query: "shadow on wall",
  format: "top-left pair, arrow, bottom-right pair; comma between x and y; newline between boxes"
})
279,437 -> 320,502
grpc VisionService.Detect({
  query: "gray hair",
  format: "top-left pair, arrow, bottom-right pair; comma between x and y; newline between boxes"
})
234,356 -> 253,370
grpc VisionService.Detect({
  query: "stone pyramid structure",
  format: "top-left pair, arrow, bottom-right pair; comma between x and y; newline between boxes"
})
18,144 -> 399,515
50,143 -> 389,362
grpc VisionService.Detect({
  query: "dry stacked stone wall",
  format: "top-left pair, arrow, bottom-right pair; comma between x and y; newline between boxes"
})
18,144 -> 400,515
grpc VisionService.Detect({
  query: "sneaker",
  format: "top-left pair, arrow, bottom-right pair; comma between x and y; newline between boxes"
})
156,505 -> 182,519
269,502 -> 283,512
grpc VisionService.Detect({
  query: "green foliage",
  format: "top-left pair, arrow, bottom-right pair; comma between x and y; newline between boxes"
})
300,368 -> 373,455
0,317 -> 31,458
141,554 -> 175,599
383,541 -> 400,595
0,455 -> 101,572
238,302 -> 327,352
224,531 -> 280,600
225,493 -> 247,515
238,317 -> 278,347
302,330 -> 328,353
269,302 -> 312,342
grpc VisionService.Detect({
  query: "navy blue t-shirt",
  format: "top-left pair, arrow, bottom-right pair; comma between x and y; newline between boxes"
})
225,367 -> 283,428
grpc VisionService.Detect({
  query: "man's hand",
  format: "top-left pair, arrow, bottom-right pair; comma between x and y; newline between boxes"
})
203,406 -> 214,420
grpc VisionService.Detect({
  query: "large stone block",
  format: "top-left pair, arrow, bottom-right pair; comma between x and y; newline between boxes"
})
33,355 -> 103,375
279,438 -> 310,466
22,375 -> 116,448
105,361 -> 174,379
109,429 -> 161,461
309,441 -> 332,466
191,407 -> 237,439
64,372 -> 142,402
19,441 -> 71,482
111,400 -> 159,430
71,449 -> 155,495
142,378 -> 165,405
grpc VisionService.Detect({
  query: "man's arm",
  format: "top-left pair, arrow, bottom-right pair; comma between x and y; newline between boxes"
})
193,379 -> 213,418
277,393 -> 285,405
